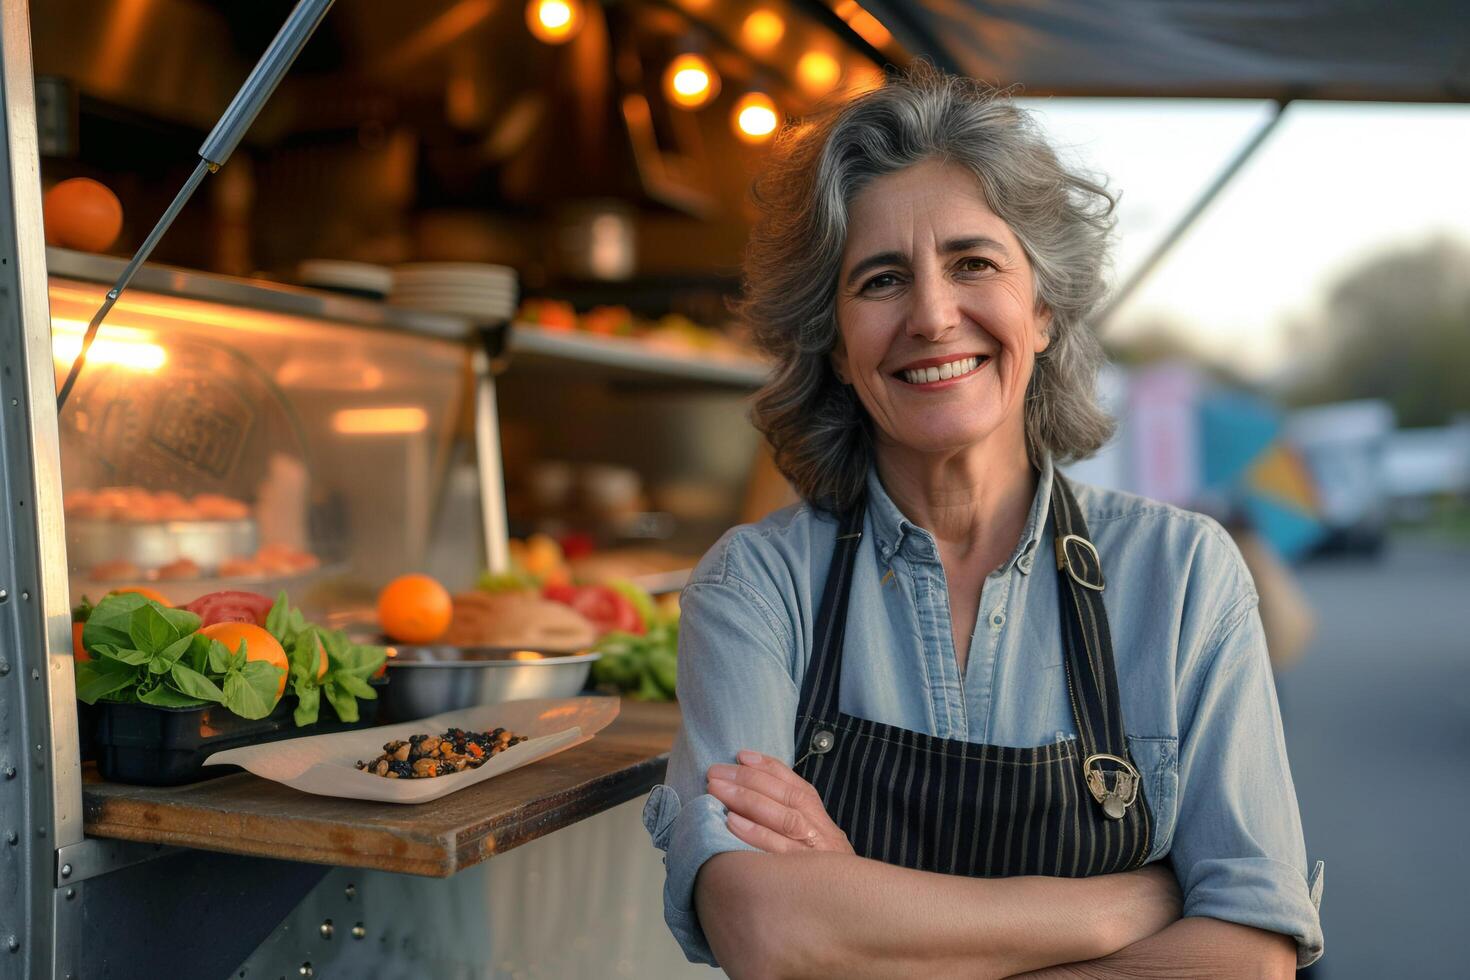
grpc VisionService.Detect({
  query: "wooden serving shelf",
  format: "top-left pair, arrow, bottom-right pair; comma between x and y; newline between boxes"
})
80,699 -> 679,877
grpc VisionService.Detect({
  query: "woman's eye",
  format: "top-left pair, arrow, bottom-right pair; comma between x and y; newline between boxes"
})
959,257 -> 995,274
861,272 -> 901,293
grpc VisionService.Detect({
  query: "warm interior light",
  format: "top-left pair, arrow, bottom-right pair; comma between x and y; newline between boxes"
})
733,91 -> 779,142
663,53 -> 720,109
50,318 -> 166,372
834,1 -> 892,48
525,0 -> 582,44
331,406 -> 430,435
742,9 -> 786,51
846,63 -> 886,95
796,50 -> 843,94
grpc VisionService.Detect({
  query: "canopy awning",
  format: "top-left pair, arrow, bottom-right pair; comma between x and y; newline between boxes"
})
862,0 -> 1470,102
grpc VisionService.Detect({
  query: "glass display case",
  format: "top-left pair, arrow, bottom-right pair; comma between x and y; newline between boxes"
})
46,248 -> 477,620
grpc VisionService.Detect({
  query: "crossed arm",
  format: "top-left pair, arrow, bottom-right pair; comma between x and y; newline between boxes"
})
695,752 -> 1296,980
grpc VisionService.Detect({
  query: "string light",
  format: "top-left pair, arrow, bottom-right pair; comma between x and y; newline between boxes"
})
741,9 -> 786,51
663,53 -> 720,109
525,0 -> 583,44
733,91 -> 779,143
796,50 -> 842,94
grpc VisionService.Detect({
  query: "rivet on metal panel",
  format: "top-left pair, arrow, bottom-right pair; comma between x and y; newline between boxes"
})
30,670 -> 38,681
37,826 -> 46,838
60,862 -> 72,878
0,589 -> 7,602
0,659 -> 8,673
319,919 -> 333,939
20,591 -> 28,600
65,888 -> 76,900
6,937 -> 17,953
3,767 -> 15,780
299,963 -> 313,977
351,923 -> 366,940
344,883 -> 356,899
6,832 -> 17,845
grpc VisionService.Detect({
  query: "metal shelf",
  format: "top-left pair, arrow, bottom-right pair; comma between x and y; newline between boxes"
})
45,248 -> 770,389
508,324 -> 768,389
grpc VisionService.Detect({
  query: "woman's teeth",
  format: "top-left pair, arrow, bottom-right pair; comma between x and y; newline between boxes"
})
900,356 -> 982,385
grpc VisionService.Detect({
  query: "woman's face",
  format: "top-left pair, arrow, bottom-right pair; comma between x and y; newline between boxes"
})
833,158 -> 1051,457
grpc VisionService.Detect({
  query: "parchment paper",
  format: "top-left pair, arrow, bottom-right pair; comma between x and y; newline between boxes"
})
203,696 -> 620,804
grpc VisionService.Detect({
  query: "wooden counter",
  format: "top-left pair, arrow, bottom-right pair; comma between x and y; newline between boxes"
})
81,700 -> 679,877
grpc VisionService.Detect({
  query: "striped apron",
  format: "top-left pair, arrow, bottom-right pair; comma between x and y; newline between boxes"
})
793,474 -> 1153,877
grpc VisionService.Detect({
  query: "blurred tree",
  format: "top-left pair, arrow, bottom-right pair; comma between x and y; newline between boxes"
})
1290,237 -> 1470,425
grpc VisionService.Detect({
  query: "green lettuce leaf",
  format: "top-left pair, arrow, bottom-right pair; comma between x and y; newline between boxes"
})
293,685 -> 321,727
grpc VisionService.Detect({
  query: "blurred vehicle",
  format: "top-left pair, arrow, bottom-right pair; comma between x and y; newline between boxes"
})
1286,400 -> 1395,555
1382,421 -> 1470,522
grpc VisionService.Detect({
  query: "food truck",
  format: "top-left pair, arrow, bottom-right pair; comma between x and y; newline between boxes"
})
0,1 -> 1460,976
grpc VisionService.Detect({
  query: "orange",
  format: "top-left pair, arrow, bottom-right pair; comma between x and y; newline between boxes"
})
43,178 -> 124,253
107,585 -> 171,606
377,574 -> 452,644
200,622 -> 288,701
72,621 -> 89,663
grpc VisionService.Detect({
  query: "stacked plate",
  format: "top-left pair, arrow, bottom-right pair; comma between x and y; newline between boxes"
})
298,260 -> 394,300
390,263 -> 519,322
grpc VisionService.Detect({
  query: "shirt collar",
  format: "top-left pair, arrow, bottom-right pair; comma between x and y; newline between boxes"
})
864,455 -> 1055,573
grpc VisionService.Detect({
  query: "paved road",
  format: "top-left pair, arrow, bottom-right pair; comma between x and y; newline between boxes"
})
1277,538 -> 1470,978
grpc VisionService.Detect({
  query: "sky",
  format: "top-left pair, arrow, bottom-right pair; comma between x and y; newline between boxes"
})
1014,98 -> 1470,380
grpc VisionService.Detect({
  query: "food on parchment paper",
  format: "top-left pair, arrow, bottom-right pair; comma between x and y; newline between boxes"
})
356,727 -> 528,779
439,591 -> 598,651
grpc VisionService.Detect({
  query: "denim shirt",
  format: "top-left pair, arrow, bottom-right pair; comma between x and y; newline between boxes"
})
643,458 -> 1325,968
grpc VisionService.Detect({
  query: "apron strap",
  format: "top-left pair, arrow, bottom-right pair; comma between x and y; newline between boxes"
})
1051,473 -> 1131,761
795,501 -> 866,732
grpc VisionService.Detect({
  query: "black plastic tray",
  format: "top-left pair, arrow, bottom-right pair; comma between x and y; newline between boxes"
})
92,681 -> 387,786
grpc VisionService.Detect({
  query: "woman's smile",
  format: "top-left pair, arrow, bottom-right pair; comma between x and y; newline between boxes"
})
892,353 -> 990,389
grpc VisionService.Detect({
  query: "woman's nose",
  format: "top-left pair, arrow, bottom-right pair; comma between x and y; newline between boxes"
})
906,271 -> 958,341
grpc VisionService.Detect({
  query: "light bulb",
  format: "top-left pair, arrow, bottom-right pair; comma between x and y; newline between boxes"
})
796,50 -> 842,94
663,53 -> 720,109
733,92 -> 779,143
526,0 -> 583,44
742,10 -> 786,51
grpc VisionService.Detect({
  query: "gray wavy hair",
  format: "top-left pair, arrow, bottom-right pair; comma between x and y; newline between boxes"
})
740,65 -> 1117,512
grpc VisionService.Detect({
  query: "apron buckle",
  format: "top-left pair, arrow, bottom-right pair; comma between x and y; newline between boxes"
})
794,729 -> 836,768
1056,534 -> 1106,592
1083,753 -> 1140,820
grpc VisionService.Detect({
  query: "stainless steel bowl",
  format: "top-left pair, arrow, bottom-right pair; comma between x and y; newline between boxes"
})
378,646 -> 601,723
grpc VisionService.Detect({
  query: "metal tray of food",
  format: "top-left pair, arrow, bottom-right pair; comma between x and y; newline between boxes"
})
378,645 -> 601,723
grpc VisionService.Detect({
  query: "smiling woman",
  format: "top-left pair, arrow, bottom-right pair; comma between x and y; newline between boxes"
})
644,65 -> 1322,979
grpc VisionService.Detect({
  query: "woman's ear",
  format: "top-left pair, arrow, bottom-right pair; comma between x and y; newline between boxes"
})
1033,304 -> 1054,355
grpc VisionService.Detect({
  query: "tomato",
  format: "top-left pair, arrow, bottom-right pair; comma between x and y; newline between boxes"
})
377,574 -> 452,644
200,622 -> 289,701
72,621 -> 89,663
543,584 -> 645,636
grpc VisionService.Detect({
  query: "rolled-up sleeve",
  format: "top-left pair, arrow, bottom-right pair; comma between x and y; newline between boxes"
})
1173,595 -> 1325,967
642,564 -> 801,965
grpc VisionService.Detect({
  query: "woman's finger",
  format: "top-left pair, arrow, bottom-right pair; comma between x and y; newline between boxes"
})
708,776 -> 816,845
736,750 -> 812,792
725,811 -> 800,853
710,763 -> 809,812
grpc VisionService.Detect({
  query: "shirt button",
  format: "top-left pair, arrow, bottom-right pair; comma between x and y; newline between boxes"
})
990,609 -> 1006,629
1018,553 -> 1034,574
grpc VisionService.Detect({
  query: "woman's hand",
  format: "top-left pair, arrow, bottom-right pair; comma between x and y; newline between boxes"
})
707,750 -> 855,854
